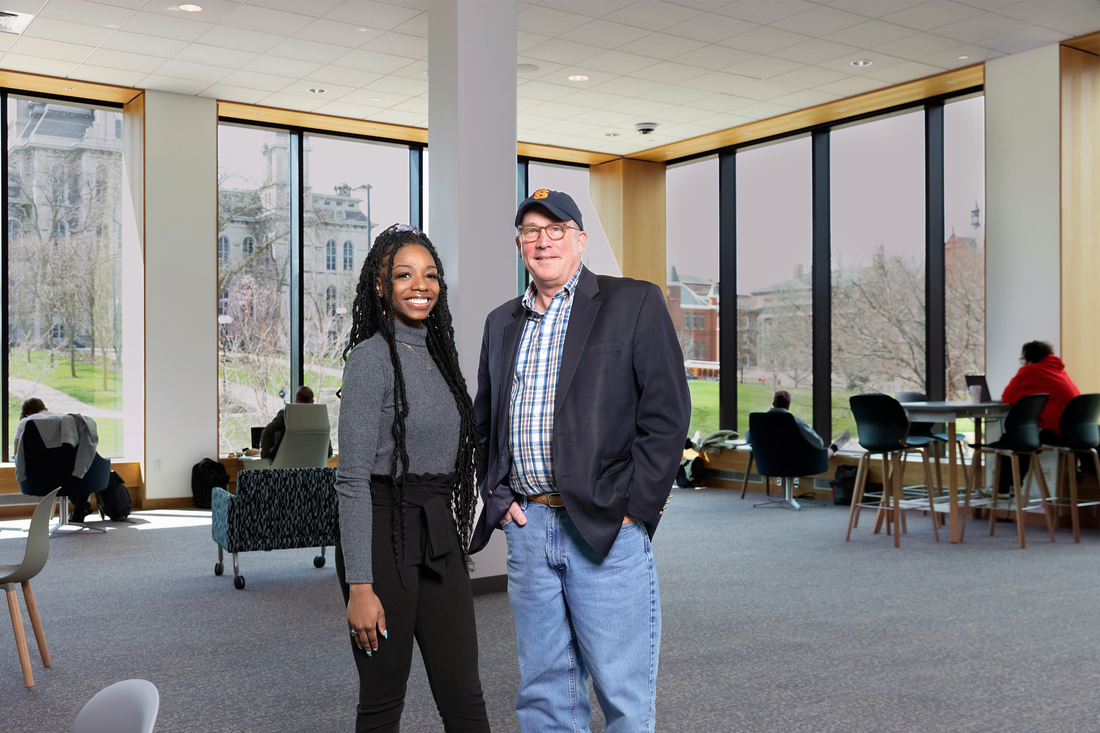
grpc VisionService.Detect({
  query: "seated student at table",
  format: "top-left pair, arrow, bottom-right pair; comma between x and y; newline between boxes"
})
997,340 -> 1081,492
259,385 -> 333,461
747,390 -> 851,456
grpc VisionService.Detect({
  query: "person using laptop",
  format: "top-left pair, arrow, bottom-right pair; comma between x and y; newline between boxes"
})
259,385 -> 331,461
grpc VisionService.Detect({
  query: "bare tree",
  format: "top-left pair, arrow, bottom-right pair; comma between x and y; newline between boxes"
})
945,241 -> 985,399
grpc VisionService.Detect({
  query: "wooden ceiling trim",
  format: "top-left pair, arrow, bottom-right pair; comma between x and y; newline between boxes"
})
517,142 -> 619,166
0,69 -> 141,104
626,64 -> 985,163
217,101 -> 429,144
1062,30 -> 1100,56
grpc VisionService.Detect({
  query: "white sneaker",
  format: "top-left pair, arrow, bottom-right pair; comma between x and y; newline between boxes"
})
832,430 -> 852,451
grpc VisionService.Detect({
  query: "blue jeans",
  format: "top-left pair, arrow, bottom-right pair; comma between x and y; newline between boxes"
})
502,499 -> 661,733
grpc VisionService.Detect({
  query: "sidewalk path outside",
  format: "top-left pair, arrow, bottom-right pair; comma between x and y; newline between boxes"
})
10,378 -> 123,419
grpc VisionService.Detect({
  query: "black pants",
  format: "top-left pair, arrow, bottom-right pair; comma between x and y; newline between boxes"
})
335,474 -> 489,733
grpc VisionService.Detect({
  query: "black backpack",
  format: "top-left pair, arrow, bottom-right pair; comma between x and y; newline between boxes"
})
191,458 -> 229,509
831,465 -> 860,505
97,470 -> 132,521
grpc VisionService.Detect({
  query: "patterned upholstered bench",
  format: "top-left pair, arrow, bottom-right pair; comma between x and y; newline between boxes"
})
211,467 -> 337,590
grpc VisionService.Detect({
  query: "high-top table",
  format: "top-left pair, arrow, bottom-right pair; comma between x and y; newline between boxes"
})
899,401 -> 1011,542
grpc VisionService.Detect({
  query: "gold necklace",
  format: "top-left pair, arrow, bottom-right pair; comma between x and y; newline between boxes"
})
398,341 -> 431,371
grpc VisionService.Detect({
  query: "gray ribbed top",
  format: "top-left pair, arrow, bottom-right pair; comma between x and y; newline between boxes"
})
335,321 -> 461,584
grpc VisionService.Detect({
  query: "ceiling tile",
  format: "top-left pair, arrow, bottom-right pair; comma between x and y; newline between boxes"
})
294,20 -> 381,48
527,61 -> 574,83
628,60 -> 711,84
996,0 -> 1098,24
196,25 -> 283,54
542,119 -> 602,136
0,36 -> 17,53
681,92 -> 757,111
37,0 -> 135,27
664,12 -> 759,43
602,0 -> 704,31
567,108 -> 637,126
517,80 -> 581,101
388,59 -> 428,80
768,65 -> 848,87
822,19 -> 919,47
950,0 -> 1023,9
816,75 -> 890,95
979,25 -> 1070,52
863,59 -> 944,82
582,49 -> 661,75
100,30 -> 190,57
538,0 -> 638,17
136,74 -> 210,95
322,1 -> 421,31
770,88 -> 843,107
266,37 -> 352,65
22,17 -> 114,46
715,0 -> 817,24
822,0 -> 929,18
518,130 -> 570,145
368,109 -> 427,127
391,97 -> 428,114
881,1 -> 986,30
94,0 -> 149,8
339,88 -> 403,107
310,65 -> 382,88
173,44 -> 257,69
120,11 -> 213,42
1040,9 -> 1100,35
669,44 -> 755,70
9,36 -> 93,63
155,58 -> 235,83
517,97 -> 543,112
639,85 -> 715,104
772,37 -> 862,64
143,0 -> 246,24
561,19 -> 654,47
772,5 -> 869,34
219,68 -> 297,92
361,32 -> 430,60
243,55 -> 323,79
723,56 -> 804,79
256,92 -> 327,112
647,104 -> 722,123
934,13 -> 1029,42
518,112 -> 562,130
680,70 -> 801,99
248,0 -> 344,16
69,64 -> 146,86
524,38 -> 608,65
717,25 -> 810,53
82,47 -> 165,73
692,111 -> 757,128
518,31 -> 551,53
601,97 -> 673,115
392,13 -> 429,38
376,0 -> 429,11
517,5 -> 593,35
362,74 -> 428,96
331,48 -> 416,74
311,101 -> 387,119
221,5 -> 315,37
589,75 -> 669,97
555,89 -> 631,108
0,53 -> 79,76
873,32 -> 961,59
734,100 -> 796,118
919,45 -> 1004,67
616,32 -> 707,60
197,83 -> 270,104
816,50 -> 906,74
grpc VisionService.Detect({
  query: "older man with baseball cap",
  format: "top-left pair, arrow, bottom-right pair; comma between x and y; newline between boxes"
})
470,189 -> 690,732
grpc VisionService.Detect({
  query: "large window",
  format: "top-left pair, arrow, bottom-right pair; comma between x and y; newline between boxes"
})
217,124 -> 292,454
527,162 -> 620,279
666,155 -> 718,438
830,111 -> 926,440
736,138 -> 812,432
7,97 -> 132,458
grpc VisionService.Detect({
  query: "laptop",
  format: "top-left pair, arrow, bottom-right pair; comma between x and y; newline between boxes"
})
964,375 -> 992,403
250,427 -> 265,450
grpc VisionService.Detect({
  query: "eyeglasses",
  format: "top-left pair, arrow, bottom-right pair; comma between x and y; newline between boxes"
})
518,223 -> 580,243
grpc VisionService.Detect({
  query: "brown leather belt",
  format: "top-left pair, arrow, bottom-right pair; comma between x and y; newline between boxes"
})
526,493 -> 564,507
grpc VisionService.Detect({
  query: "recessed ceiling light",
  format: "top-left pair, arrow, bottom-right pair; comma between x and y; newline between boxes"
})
850,59 -> 873,67
744,132 -> 752,135
370,128 -> 377,131
358,28 -> 368,32
605,132 -> 619,137
517,63 -> 539,73
836,108 -> 845,112
371,97 -> 380,101
567,74 -> 589,82
947,80 -> 957,84
255,113 -> 263,116
308,88 -> 326,94
958,55 -> 969,60
569,154 -> 576,158
65,87 -> 74,90
666,151 -> 674,155
178,3 -> 202,11
0,11 -> 34,33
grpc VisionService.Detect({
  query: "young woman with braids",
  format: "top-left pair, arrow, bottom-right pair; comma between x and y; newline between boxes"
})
335,224 -> 489,732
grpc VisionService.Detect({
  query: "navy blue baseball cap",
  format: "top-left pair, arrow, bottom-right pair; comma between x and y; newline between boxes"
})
515,189 -> 584,231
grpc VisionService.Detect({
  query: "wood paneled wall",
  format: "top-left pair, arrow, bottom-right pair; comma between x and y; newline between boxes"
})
1060,46 -> 1100,393
589,159 -> 667,294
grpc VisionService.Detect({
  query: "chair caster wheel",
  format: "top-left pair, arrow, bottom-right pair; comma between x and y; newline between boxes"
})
314,555 -> 325,568
233,575 -> 245,590
214,563 -> 223,576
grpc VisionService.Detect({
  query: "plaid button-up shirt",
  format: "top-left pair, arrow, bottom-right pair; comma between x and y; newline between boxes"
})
508,266 -> 583,496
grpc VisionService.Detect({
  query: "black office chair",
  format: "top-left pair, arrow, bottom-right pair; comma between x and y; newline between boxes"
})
1038,393 -> 1100,543
18,419 -> 111,535
846,394 -> 939,546
964,393 -> 1054,549
746,412 -> 829,511
895,390 -> 969,492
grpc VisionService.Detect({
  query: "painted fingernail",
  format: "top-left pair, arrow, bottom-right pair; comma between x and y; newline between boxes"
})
366,650 -> 372,657
382,630 -> 388,639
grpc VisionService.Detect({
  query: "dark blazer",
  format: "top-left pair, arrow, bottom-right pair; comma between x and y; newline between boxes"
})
470,267 -> 691,557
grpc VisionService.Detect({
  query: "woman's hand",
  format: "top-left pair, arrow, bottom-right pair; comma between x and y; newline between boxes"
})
347,583 -> 387,656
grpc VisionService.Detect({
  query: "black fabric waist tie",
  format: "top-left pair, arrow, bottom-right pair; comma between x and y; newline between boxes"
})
371,472 -> 458,577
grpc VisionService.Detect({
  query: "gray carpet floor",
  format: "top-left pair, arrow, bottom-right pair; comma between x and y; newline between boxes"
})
1,488 -> 1097,732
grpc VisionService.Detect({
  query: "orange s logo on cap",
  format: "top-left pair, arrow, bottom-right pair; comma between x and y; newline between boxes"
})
533,189 -> 549,199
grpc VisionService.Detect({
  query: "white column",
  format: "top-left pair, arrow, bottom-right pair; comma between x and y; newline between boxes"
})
144,91 -> 219,501
429,0 -> 517,582
984,45 -> 1061,395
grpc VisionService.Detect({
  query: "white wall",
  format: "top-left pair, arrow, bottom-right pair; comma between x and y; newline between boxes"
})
984,45 -> 1061,396
144,92 -> 218,499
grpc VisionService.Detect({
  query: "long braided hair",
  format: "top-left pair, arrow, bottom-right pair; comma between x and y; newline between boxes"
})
343,224 -> 480,574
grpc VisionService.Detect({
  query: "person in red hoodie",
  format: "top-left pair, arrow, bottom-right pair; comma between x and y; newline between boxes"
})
997,340 -> 1081,493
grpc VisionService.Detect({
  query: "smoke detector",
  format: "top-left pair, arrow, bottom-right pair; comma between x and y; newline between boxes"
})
635,122 -> 658,135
